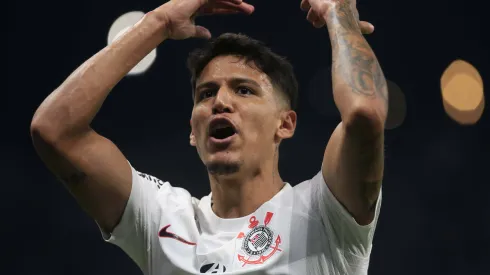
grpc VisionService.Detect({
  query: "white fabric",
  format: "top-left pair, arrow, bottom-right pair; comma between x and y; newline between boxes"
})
101,165 -> 381,275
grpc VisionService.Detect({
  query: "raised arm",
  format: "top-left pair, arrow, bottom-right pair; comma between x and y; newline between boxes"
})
302,0 -> 387,225
30,0 -> 254,233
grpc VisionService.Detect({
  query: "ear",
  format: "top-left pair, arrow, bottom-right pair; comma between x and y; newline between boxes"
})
190,131 -> 197,146
276,110 -> 297,141
189,119 -> 197,146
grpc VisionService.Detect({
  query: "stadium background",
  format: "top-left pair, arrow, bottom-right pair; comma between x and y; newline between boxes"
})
6,0 -> 490,274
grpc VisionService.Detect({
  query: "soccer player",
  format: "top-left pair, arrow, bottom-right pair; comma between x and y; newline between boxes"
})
30,0 -> 386,274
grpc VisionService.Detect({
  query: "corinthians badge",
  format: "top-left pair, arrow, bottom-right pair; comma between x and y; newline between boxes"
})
237,212 -> 282,266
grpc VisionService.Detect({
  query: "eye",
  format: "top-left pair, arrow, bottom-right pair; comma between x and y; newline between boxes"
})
236,87 -> 253,96
198,89 -> 217,101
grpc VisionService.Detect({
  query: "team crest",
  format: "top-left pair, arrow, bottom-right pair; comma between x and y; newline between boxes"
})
237,212 -> 282,266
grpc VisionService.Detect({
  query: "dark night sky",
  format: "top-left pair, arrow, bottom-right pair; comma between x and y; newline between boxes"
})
6,0 -> 490,274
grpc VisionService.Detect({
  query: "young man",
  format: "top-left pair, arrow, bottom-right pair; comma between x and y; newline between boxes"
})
30,0 -> 387,274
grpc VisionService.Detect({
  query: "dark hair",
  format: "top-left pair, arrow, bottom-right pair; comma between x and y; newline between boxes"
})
187,33 -> 298,110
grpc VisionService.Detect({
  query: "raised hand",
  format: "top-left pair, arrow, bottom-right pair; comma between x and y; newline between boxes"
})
154,0 -> 255,40
300,0 -> 374,34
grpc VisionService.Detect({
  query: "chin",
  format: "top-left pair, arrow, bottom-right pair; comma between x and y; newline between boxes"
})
206,162 -> 241,175
205,154 -> 243,176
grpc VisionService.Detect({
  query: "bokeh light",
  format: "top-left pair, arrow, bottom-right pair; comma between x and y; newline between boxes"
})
385,80 -> 407,130
108,11 -> 157,76
441,60 -> 485,125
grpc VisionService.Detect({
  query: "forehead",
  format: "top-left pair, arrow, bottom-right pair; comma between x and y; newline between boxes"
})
196,55 -> 273,88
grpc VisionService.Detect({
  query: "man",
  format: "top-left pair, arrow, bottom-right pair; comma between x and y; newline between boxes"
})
31,0 -> 387,274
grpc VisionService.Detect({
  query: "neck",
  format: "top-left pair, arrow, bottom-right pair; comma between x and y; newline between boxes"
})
209,163 -> 284,219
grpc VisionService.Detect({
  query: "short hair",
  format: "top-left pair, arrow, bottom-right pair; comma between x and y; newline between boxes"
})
187,33 -> 298,110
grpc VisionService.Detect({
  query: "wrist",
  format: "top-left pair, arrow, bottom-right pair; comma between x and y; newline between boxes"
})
323,3 -> 362,34
145,8 -> 171,40
322,2 -> 359,31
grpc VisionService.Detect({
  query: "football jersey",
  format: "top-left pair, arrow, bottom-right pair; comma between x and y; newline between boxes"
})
100,165 -> 382,275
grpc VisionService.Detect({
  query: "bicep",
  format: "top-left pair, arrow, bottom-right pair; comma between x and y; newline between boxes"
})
321,122 -> 384,225
32,129 -> 132,232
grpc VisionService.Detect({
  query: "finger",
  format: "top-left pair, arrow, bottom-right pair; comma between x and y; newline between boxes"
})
300,0 -> 311,11
198,3 -> 240,16
307,9 -> 324,28
200,8 -> 240,16
313,19 -> 325,28
231,2 -> 255,14
199,1 -> 254,15
212,0 -> 254,14
306,8 -> 316,22
359,21 -> 375,34
219,0 -> 243,4
193,25 -> 212,39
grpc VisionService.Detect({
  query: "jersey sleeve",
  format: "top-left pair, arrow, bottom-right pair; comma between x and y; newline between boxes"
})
307,170 -> 382,258
98,164 -> 173,273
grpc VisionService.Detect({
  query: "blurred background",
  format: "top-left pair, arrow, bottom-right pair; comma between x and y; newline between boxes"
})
6,0 -> 489,274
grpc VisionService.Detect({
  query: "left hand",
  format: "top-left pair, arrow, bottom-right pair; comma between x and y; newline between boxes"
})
300,0 -> 374,34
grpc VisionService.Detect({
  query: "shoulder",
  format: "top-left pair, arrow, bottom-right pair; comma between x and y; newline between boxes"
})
280,171 -> 328,220
291,171 -> 324,200
136,170 -> 166,189
263,174 -> 325,218
131,167 -> 197,203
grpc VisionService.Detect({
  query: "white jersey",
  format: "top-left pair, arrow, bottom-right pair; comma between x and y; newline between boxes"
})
101,165 -> 381,275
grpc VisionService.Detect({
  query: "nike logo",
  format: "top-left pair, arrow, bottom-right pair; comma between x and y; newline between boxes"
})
158,224 -> 196,246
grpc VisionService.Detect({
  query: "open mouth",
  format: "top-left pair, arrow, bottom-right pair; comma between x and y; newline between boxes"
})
209,118 -> 237,140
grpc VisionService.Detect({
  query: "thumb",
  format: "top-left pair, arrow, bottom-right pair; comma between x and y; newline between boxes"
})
359,21 -> 375,35
193,25 -> 212,39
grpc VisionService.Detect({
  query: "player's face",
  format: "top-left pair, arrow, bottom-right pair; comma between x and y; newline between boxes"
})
190,55 -> 296,175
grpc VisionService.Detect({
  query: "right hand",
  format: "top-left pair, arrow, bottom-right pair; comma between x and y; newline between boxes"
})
300,0 -> 374,34
155,0 -> 255,40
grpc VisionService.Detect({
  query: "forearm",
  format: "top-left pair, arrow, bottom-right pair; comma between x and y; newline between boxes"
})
31,12 -> 167,140
324,2 -> 388,133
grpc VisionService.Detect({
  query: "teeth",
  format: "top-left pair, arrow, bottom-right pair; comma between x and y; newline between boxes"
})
215,124 -> 229,130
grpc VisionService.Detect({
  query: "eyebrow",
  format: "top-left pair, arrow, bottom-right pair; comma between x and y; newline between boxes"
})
195,77 -> 261,92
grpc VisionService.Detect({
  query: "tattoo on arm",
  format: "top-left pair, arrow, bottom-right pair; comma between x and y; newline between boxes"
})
60,171 -> 87,185
327,2 -> 388,104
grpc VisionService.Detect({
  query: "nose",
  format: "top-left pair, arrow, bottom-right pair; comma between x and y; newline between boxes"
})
212,87 -> 234,114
